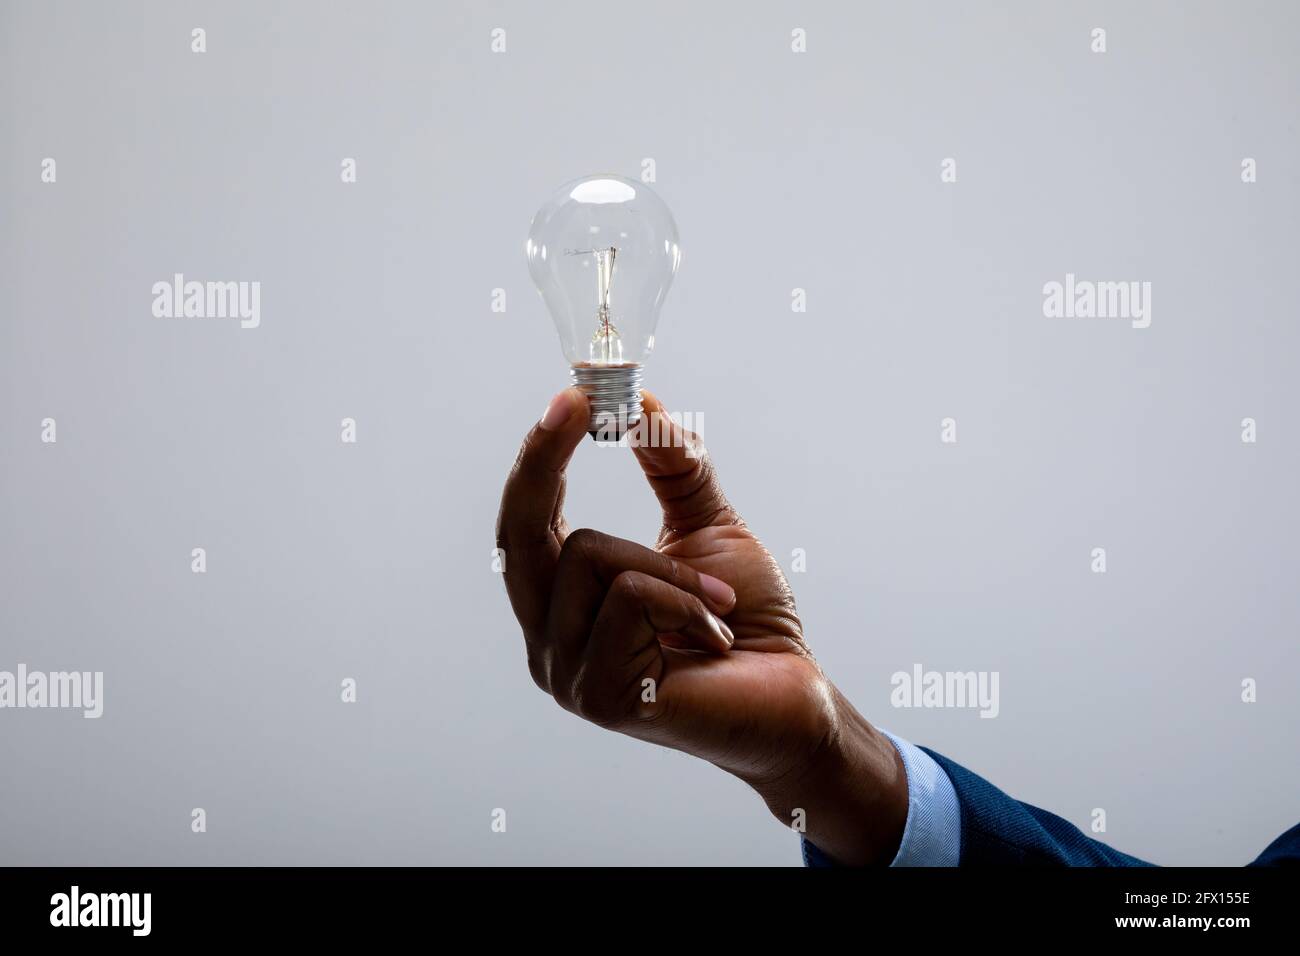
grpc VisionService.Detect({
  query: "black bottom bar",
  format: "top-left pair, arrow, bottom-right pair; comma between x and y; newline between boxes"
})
0,866 -> 1292,941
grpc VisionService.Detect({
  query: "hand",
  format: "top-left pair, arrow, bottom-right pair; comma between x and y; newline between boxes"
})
496,388 -> 908,864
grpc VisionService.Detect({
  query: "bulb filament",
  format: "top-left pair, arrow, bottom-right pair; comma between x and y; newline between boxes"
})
563,245 -> 625,364
591,246 -> 622,363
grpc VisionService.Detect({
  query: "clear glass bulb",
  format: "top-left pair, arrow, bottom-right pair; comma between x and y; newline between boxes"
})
525,174 -> 681,435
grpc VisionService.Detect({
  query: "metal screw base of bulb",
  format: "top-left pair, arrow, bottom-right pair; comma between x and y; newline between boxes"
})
570,364 -> 644,440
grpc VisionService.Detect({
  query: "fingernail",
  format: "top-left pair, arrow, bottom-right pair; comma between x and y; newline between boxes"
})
698,573 -> 735,608
711,613 -> 735,649
540,390 -> 573,431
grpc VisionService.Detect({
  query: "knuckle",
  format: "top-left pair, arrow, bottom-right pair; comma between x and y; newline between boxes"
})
568,527 -> 600,547
675,593 -> 708,634
547,662 -> 575,711
493,494 -> 512,550
681,589 -> 707,619
662,555 -> 683,585
609,570 -> 643,603
559,527 -> 604,563
524,649 -> 551,694
692,459 -> 725,503
652,460 -> 737,532
568,666 -> 623,729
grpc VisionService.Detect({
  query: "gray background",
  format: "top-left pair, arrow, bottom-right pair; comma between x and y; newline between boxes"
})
2,0 -> 1297,865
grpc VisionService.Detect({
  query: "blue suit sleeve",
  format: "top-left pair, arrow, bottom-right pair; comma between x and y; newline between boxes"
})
925,750 -> 1300,866
803,736 -> 1155,866
918,746 -> 1154,866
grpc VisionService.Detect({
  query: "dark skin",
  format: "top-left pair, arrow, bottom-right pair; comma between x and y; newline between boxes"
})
496,388 -> 908,865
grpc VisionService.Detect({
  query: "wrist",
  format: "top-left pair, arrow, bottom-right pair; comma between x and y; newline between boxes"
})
752,685 -> 908,865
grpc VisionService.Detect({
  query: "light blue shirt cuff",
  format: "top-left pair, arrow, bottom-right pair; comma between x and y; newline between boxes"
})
800,730 -> 961,867
878,729 -> 961,867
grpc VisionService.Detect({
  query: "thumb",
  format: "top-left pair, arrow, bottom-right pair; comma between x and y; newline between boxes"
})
630,390 -> 740,534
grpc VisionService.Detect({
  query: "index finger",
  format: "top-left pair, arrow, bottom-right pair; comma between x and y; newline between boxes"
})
495,388 -> 590,637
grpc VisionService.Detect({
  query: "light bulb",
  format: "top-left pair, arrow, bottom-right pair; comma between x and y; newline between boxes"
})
526,174 -> 682,437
